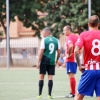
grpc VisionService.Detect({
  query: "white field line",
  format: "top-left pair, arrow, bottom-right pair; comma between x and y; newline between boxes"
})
21,96 -> 65,100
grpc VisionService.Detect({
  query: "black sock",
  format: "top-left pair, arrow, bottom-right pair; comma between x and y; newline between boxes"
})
48,80 -> 53,96
39,80 -> 44,95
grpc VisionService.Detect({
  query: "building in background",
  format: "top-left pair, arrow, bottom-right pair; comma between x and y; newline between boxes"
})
0,15 -> 65,66
0,16 -> 39,59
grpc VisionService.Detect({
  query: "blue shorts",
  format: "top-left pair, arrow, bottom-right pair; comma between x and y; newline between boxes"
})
66,62 -> 77,74
77,70 -> 100,97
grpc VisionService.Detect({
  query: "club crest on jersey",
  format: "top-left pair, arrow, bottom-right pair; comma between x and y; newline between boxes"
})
49,37 -> 53,41
77,38 -> 80,42
68,40 -> 71,43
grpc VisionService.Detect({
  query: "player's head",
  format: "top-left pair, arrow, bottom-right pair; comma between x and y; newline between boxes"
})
41,28 -> 51,38
63,25 -> 72,36
88,15 -> 100,28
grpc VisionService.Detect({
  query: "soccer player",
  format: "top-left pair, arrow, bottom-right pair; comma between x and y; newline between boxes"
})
36,28 -> 60,99
63,25 -> 78,98
74,15 -> 100,100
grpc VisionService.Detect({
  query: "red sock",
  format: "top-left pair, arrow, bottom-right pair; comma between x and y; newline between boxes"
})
69,77 -> 76,95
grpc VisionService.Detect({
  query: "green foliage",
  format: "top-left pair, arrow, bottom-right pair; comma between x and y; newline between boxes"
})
0,0 -> 48,37
0,0 -> 100,38
9,0 -> 47,37
43,0 -> 100,37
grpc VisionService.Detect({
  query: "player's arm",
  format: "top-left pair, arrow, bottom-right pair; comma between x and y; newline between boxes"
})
37,49 -> 44,64
74,46 -> 85,73
74,46 -> 81,67
66,44 -> 73,58
74,35 -> 86,72
36,39 -> 45,69
56,40 -> 61,64
56,49 -> 60,64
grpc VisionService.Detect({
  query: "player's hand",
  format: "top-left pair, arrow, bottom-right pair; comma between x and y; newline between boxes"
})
55,61 -> 58,67
78,65 -> 86,73
36,63 -> 40,69
55,60 -> 58,64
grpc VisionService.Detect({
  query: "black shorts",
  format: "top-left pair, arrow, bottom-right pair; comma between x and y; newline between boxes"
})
39,63 -> 55,75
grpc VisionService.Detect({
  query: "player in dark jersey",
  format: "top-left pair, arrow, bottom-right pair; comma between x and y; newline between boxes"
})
36,28 -> 60,99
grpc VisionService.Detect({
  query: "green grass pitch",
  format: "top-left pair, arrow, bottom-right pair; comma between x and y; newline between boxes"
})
0,68 -> 96,100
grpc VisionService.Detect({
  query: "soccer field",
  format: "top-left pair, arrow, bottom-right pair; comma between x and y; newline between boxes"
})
0,68 -> 96,100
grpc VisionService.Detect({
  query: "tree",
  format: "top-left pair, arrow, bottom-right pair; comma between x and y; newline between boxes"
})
10,0 -> 47,37
43,0 -> 100,38
0,0 -> 47,65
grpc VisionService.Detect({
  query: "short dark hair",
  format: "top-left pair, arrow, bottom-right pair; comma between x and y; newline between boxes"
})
88,15 -> 99,27
65,25 -> 72,31
42,28 -> 51,34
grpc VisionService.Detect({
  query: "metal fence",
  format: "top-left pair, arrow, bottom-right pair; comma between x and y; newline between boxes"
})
0,36 -> 66,66
0,37 -> 39,58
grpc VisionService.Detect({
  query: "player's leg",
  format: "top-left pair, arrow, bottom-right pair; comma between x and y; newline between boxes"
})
48,75 -> 53,99
74,93 -> 84,100
65,62 -> 77,98
68,72 -> 76,96
97,97 -> 100,100
38,74 -> 44,97
37,64 -> 47,98
47,65 -> 55,99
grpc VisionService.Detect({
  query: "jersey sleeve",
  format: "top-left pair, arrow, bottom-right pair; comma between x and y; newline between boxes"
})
40,38 -> 45,49
75,33 -> 84,49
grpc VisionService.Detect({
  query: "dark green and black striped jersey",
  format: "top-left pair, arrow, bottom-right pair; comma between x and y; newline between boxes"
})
40,36 -> 60,65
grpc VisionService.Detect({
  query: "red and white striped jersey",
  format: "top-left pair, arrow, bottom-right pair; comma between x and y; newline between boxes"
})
85,62 -> 100,70
75,30 -> 100,70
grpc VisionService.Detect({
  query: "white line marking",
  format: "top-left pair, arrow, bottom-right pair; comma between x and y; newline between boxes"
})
21,96 -> 65,100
